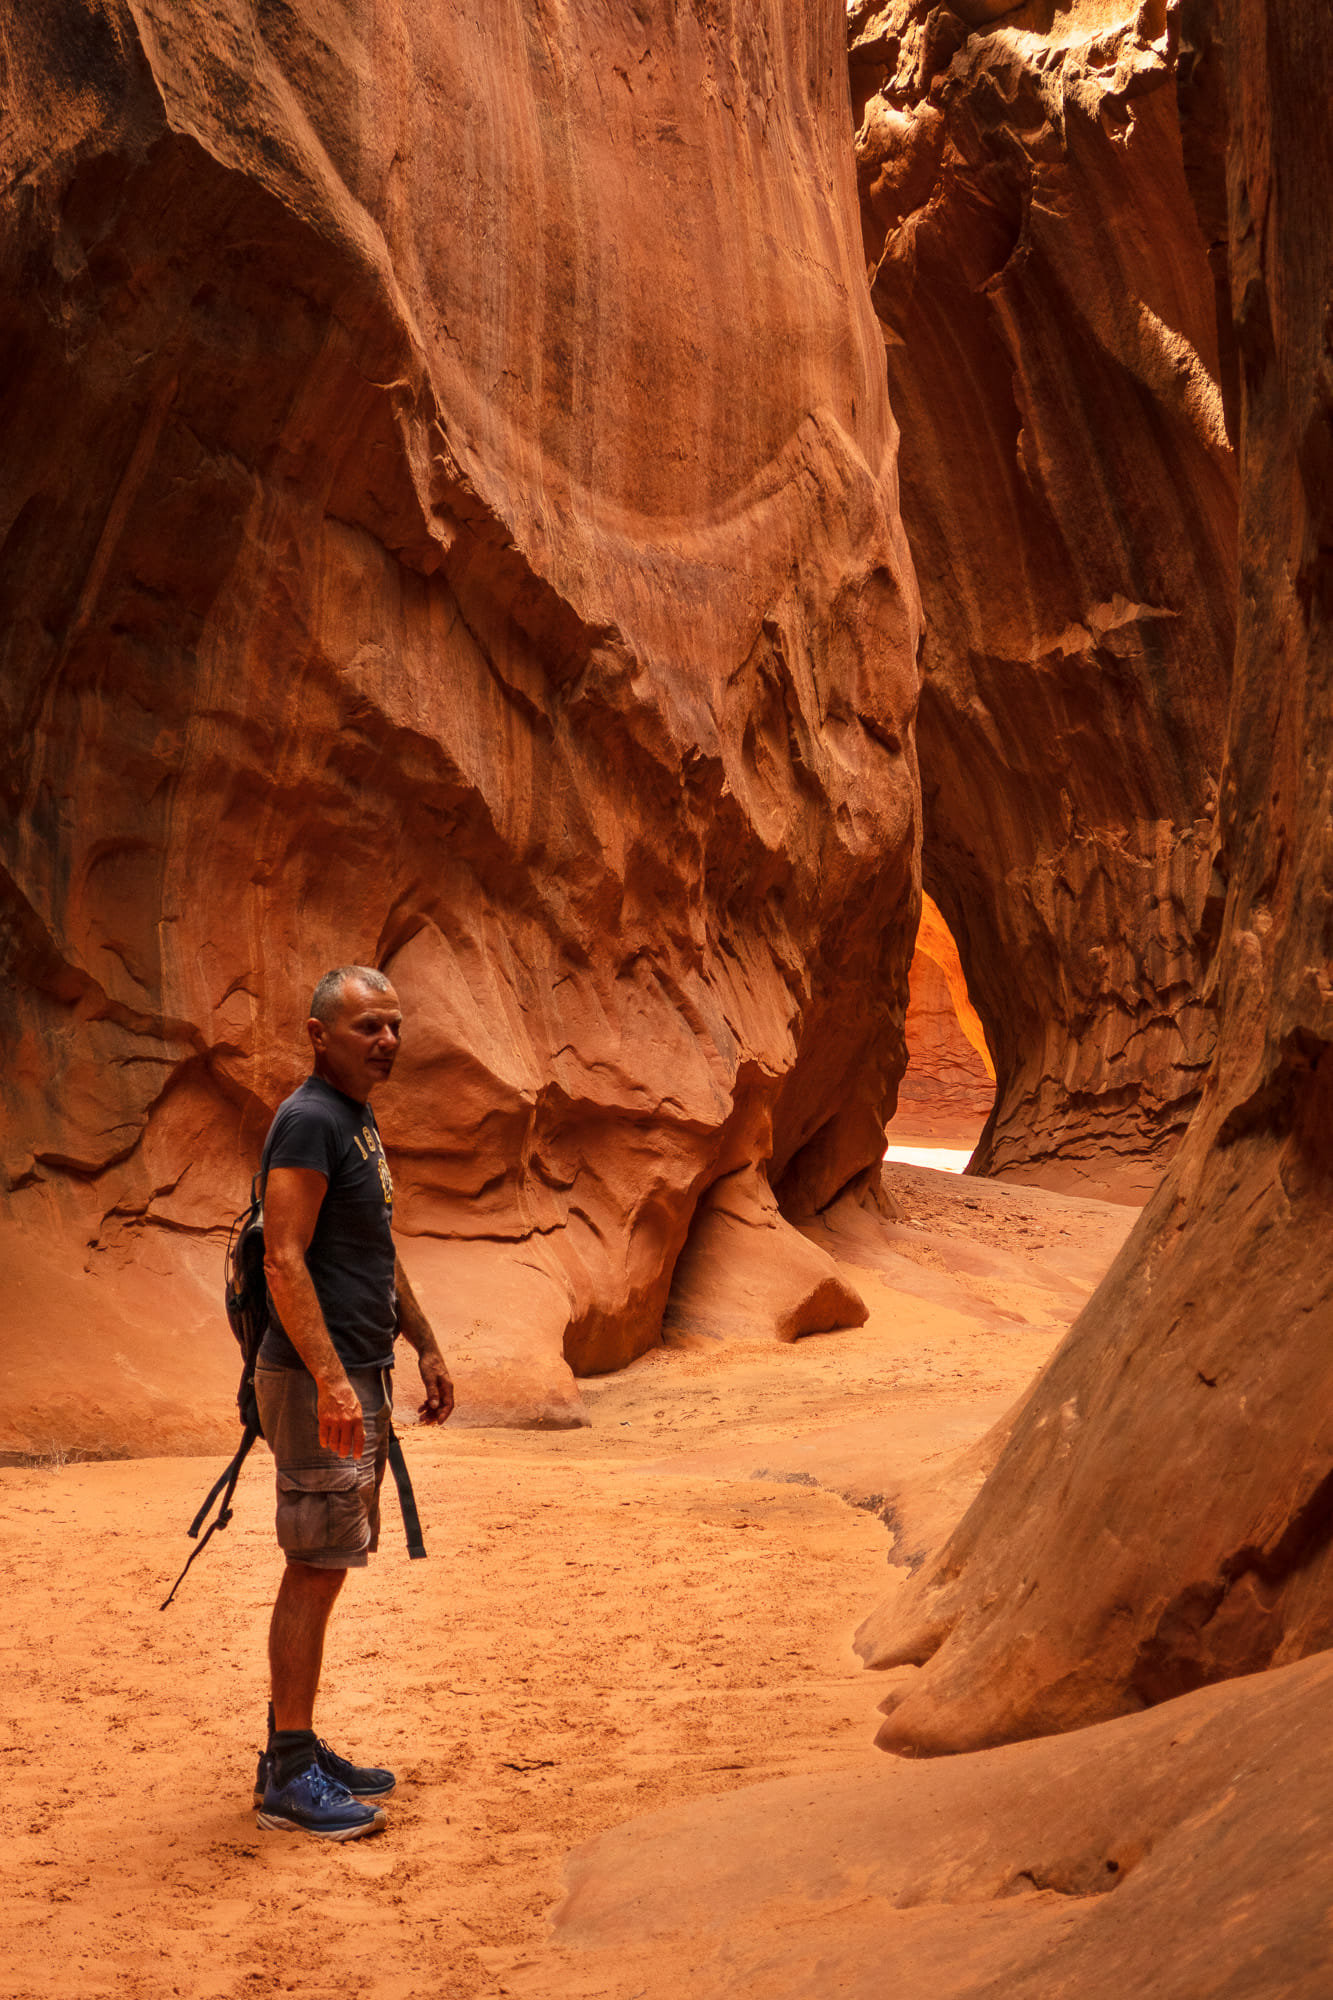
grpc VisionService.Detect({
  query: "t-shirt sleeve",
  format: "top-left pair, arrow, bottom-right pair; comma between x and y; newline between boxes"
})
265,1098 -> 342,1181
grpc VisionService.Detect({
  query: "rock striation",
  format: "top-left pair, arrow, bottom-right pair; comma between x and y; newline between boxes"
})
851,0 -> 1237,1202
861,0 -> 1333,1755
0,0 -> 921,1451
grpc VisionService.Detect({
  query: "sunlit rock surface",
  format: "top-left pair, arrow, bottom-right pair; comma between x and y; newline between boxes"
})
861,0 -> 1333,1755
0,0 -> 921,1451
891,893 -> 994,1146
851,0 -> 1236,1202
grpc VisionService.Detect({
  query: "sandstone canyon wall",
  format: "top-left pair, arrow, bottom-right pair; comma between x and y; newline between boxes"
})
860,0 -> 1333,1754
0,0 -> 922,1453
890,892 -> 995,1146
851,0 -> 1237,1202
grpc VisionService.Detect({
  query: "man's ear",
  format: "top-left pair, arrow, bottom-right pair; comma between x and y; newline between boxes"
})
306,1016 -> 325,1056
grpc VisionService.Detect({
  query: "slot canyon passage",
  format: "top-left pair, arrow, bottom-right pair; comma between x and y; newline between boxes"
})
2,0 -> 1332,1996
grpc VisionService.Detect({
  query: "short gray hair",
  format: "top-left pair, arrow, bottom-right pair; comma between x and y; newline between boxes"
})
310,964 -> 392,1023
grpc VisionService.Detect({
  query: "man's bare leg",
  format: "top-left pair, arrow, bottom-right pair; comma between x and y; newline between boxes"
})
258,1561 -> 384,1838
269,1561 -> 346,1731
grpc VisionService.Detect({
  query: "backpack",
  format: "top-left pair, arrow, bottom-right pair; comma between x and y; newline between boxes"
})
159,1176 -> 267,1609
160,1174 -> 427,1610
225,1172 -> 268,1433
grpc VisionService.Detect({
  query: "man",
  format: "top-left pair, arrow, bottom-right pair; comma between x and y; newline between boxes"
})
252,964 -> 454,1841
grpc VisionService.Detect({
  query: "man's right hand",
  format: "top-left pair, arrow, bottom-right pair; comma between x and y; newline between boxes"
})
317,1374 -> 365,1460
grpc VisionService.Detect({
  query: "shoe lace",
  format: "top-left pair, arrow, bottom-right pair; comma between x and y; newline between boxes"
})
304,1762 -> 356,1806
316,1737 -> 385,1781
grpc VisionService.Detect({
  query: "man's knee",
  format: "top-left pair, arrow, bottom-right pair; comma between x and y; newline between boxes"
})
283,1559 -> 348,1599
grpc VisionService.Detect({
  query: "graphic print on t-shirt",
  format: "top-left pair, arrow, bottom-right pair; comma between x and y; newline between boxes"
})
368,1125 -> 393,1205
351,1122 -> 395,1206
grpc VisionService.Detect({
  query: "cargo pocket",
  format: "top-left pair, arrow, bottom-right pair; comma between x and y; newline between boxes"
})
275,1461 -> 367,1557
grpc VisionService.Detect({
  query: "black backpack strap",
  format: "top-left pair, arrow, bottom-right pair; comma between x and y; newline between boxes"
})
386,1427 -> 426,1560
160,1422 -> 260,1610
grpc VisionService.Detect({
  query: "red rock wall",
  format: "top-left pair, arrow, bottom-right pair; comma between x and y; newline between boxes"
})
860,0 -> 1333,1752
891,892 -> 994,1145
851,0 -> 1237,1203
0,0 -> 921,1451
891,943 -> 994,1148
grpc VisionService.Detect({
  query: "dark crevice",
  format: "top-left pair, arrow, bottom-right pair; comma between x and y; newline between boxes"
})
1221,1466 -> 1333,1590
1128,1466 -> 1333,1706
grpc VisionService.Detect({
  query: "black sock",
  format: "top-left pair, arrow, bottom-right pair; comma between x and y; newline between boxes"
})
270,1729 -> 318,1787
266,1701 -> 276,1747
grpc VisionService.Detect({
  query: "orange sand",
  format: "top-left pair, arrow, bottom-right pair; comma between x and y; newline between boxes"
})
0,1168 -> 1131,2000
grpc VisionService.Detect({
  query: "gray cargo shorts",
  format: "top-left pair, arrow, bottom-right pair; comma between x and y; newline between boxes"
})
254,1362 -> 392,1568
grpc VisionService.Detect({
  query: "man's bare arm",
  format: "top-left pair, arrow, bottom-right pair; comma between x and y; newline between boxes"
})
393,1255 -> 455,1424
264,1166 -> 365,1459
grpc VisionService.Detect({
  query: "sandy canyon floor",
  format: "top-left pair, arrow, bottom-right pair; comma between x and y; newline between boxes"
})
0,1165 -> 1136,2000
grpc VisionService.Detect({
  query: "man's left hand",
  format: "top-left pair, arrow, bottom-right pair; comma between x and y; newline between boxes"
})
418,1348 -> 455,1424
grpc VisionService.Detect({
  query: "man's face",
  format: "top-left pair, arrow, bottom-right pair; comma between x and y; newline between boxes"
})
308,978 -> 403,1101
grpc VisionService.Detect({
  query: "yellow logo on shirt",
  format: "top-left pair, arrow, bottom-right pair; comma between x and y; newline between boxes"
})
362,1124 -> 394,1206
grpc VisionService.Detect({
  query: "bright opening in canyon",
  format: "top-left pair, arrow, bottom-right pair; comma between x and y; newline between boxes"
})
2,2 -> 1331,1996
885,893 -> 995,1170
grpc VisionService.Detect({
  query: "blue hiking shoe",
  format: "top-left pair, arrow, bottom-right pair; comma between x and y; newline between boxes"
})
313,1738 -> 396,1801
255,1761 -> 387,1841
253,1740 -> 396,1808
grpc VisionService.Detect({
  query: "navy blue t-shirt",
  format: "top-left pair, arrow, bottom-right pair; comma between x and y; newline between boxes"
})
257,1075 -> 397,1372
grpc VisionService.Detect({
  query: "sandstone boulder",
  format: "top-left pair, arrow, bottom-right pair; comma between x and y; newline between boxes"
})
662,1163 -> 868,1349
